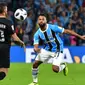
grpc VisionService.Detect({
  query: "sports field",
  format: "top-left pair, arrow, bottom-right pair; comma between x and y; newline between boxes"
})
0,63 -> 84,85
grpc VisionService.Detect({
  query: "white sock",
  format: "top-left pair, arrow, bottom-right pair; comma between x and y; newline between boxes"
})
32,68 -> 38,83
59,64 -> 65,72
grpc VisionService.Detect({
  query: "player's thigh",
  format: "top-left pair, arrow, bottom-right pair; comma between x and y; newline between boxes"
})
0,44 -> 10,68
35,51 -> 53,62
52,52 -> 64,66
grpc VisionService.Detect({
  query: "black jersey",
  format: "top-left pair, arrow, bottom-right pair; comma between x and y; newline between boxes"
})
0,18 -> 15,44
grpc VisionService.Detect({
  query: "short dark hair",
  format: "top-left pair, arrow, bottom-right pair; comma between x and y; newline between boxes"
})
0,2 -> 7,13
38,13 -> 46,17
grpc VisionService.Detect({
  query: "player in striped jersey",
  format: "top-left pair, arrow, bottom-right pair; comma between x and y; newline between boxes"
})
29,14 -> 85,85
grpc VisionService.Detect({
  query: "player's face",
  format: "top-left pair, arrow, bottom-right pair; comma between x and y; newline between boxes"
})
38,16 -> 46,28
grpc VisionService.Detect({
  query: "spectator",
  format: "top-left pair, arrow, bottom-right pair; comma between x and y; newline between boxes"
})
59,11 -> 69,27
15,25 -> 24,40
69,29 -> 77,46
2,0 -> 85,46
82,24 -> 85,45
23,11 -> 33,45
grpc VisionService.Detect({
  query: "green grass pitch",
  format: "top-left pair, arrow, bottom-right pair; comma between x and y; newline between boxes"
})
0,63 -> 85,85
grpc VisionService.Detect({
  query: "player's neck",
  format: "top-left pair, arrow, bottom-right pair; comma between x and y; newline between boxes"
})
41,24 -> 47,31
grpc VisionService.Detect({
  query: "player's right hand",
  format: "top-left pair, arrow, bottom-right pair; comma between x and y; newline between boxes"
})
20,41 -> 26,52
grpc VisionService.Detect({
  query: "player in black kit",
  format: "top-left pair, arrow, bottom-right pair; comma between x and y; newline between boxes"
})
0,2 -> 25,80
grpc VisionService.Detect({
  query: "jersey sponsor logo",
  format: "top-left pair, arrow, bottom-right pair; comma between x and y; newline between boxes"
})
45,38 -> 55,43
48,35 -> 53,38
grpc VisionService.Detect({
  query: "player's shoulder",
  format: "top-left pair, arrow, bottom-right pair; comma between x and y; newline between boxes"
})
48,24 -> 58,27
48,23 -> 58,29
34,29 -> 40,37
0,18 -> 13,26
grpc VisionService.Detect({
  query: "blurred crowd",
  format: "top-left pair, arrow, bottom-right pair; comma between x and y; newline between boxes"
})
1,0 -> 85,46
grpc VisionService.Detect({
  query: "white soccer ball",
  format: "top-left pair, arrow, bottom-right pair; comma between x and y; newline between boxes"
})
14,8 -> 27,21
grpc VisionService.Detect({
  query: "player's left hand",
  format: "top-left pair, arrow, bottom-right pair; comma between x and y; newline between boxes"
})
80,35 -> 85,40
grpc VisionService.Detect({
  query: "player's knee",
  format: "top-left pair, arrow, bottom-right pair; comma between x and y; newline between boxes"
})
33,61 -> 42,68
0,72 -> 6,80
52,65 -> 59,73
33,62 -> 39,68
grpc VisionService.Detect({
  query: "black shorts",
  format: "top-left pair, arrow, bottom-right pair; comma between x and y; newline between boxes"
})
0,44 -> 10,68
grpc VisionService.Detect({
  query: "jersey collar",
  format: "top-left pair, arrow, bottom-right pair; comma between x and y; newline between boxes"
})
39,24 -> 48,33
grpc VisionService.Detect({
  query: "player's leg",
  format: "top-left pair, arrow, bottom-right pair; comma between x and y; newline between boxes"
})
29,60 -> 42,85
32,60 -> 43,83
52,52 -> 68,76
29,49 -> 52,85
29,52 -> 43,85
62,62 -> 68,76
0,68 -> 8,80
0,58 -> 9,80
0,44 -> 10,80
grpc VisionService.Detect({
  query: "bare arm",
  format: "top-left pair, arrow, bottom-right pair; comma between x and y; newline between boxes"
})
12,33 -> 24,44
63,29 -> 85,40
34,44 -> 41,53
12,33 -> 26,51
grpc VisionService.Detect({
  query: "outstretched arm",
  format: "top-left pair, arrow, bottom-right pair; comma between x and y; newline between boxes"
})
12,33 -> 26,52
63,29 -> 85,40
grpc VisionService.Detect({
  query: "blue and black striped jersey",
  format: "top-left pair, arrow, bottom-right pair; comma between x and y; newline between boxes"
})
34,24 -> 64,52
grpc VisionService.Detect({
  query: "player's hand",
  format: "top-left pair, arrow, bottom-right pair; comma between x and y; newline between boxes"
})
80,35 -> 85,40
20,41 -> 26,52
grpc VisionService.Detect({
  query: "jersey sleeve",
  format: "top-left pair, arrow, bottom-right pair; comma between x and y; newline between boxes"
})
8,21 -> 15,35
51,25 -> 64,33
33,32 -> 39,45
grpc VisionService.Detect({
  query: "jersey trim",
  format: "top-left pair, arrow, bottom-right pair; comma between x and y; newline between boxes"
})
51,29 -> 60,51
39,24 -> 48,33
43,31 -> 52,51
62,28 -> 64,33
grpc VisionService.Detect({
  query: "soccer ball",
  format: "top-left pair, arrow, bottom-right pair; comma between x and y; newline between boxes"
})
14,8 -> 27,21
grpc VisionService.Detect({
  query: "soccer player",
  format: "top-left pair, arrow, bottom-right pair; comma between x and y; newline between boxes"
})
0,2 -> 25,80
29,14 -> 85,85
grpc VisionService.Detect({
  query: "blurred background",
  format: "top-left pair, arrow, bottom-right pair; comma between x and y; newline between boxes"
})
0,0 -> 84,63
2,0 -> 85,46
0,0 -> 85,62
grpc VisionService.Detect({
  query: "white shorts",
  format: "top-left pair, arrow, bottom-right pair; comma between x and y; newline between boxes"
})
35,49 -> 64,66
